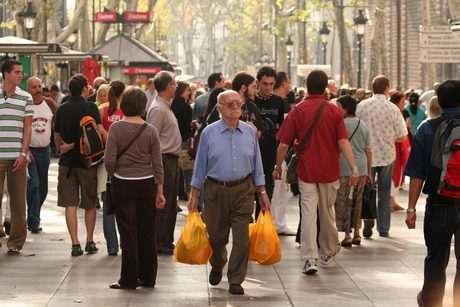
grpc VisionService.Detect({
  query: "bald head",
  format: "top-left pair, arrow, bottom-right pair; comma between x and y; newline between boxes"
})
356,88 -> 366,100
26,77 -> 43,103
93,77 -> 107,91
218,90 -> 239,104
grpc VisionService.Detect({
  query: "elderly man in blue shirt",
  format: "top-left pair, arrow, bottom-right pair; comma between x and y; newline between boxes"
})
188,90 -> 270,295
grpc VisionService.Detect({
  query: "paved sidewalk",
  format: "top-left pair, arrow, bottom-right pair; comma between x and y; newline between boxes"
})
0,158 -> 456,306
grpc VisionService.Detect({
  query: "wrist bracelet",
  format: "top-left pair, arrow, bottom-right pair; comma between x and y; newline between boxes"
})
258,191 -> 266,196
274,168 -> 281,171
406,208 -> 416,213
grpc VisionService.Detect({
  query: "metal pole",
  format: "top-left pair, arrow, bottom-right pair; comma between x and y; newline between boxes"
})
43,0 -> 47,42
357,35 -> 362,88
396,0 -> 402,91
287,53 -> 291,81
323,43 -> 327,65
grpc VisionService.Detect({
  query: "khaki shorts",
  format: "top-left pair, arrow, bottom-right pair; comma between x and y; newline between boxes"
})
57,165 -> 97,209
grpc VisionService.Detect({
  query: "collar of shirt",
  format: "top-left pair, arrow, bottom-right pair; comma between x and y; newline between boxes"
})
218,119 -> 244,134
440,107 -> 460,117
155,95 -> 172,108
372,94 -> 388,100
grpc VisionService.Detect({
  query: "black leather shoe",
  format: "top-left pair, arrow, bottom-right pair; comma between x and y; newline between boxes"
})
157,246 -> 173,255
229,284 -> 244,295
28,226 -> 43,233
209,269 -> 222,286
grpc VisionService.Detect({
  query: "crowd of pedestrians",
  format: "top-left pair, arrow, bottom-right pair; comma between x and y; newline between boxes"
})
0,56 -> 458,305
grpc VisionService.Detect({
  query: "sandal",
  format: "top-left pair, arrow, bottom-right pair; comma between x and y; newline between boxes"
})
109,282 -> 137,290
341,238 -> 352,247
352,236 -> 362,245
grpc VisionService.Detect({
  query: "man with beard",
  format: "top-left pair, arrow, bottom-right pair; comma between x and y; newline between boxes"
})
25,77 -> 56,234
253,66 -> 285,219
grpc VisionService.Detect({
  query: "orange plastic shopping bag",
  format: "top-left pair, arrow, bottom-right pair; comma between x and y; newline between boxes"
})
248,210 -> 282,265
174,211 -> 213,265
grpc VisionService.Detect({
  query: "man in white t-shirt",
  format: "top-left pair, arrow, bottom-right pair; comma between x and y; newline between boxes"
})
26,77 -> 56,233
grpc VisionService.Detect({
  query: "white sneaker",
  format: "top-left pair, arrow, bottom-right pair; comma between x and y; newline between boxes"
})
319,244 -> 341,265
302,259 -> 317,275
277,228 -> 297,236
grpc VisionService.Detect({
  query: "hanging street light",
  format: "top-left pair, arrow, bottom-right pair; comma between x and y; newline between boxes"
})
68,29 -> 78,50
19,0 -> 37,40
354,9 -> 368,88
285,35 -> 294,81
319,22 -> 330,65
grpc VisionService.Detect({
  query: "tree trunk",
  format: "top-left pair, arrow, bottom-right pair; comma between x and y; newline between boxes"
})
368,0 -> 388,89
95,0 -> 120,45
333,0 -> 354,86
11,0 -> 25,38
423,0 -> 436,90
447,0 -> 460,19
52,0 -> 87,44
297,0 -> 307,65
134,0 -> 157,39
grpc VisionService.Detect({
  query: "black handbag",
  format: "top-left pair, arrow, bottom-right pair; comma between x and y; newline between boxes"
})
285,100 -> 328,184
105,123 -> 148,215
361,184 -> 377,219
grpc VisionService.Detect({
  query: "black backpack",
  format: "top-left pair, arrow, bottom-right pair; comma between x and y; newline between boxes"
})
428,115 -> 460,204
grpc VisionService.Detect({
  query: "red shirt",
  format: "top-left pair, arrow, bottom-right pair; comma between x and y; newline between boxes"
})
277,94 -> 348,183
102,106 -> 126,131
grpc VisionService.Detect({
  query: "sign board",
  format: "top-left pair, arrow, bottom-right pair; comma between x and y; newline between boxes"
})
419,49 -> 460,63
122,67 -> 162,74
419,33 -> 460,48
124,12 -> 152,22
95,12 -> 117,22
419,25 -> 453,33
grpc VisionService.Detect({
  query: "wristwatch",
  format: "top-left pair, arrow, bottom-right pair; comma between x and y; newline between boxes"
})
20,152 -> 29,160
406,208 -> 416,213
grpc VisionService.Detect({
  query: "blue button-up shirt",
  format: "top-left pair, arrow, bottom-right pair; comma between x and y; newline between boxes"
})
190,119 -> 265,190
145,89 -> 158,112
403,108 -> 460,195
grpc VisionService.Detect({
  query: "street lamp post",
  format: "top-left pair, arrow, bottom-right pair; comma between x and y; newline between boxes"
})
68,29 -> 78,50
319,22 -> 330,65
354,9 -> 367,88
19,0 -> 37,40
285,35 -> 293,81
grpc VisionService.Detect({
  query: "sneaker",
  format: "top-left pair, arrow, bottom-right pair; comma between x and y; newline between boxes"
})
85,241 -> 98,253
302,259 -> 318,275
71,244 -> 84,256
319,244 -> 341,265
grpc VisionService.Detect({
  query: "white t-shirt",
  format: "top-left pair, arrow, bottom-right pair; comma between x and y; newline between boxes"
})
30,100 -> 53,148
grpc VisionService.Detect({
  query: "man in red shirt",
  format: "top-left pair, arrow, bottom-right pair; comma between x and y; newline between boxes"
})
274,70 -> 358,275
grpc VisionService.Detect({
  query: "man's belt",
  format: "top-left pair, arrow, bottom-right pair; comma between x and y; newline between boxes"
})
162,153 -> 179,159
207,174 -> 250,187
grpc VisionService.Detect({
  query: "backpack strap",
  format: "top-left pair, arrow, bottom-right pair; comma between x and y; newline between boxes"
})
348,119 -> 361,142
428,115 -> 448,133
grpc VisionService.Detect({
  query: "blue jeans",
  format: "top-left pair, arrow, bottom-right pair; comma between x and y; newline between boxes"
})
26,146 -> 50,228
371,161 -> 395,234
422,197 -> 460,306
102,191 -> 119,254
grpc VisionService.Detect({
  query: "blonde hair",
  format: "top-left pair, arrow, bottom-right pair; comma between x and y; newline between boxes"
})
427,96 -> 441,119
96,84 -> 109,106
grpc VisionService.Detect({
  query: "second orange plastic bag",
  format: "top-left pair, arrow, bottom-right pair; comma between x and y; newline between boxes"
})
174,211 -> 213,265
248,210 -> 281,265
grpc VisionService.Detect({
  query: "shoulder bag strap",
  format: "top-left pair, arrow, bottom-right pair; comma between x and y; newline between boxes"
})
116,122 -> 148,160
348,119 -> 361,142
297,100 -> 328,155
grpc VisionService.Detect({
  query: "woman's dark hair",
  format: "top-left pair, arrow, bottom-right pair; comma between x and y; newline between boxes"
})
203,88 -> 227,119
409,92 -> 419,115
120,86 -> 146,117
174,81 -> 190,101
337,95 -> 357,116
390,91 -> 405,105
108,80 -> 125,116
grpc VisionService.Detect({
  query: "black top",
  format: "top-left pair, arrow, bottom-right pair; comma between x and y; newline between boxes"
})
171,97 -> 192,142
295,95 -> 305,104
54,96 -> 102,168
87,93 -> 97,103
61,94 -> 71,104
286,90 -> 296,106
254,93 -> 286,129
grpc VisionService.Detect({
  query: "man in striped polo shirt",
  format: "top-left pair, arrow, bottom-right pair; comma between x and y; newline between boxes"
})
0,59 -> 33,254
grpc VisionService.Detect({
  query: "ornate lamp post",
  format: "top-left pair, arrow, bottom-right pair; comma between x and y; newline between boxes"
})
19,0 -> 37,40
68,29 -> 78,50
319,22 -> 330,65
354,9 -> 367,88
285,35 -> 294,81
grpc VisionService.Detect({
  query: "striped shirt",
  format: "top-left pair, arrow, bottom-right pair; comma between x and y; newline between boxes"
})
0,86 -> 34,160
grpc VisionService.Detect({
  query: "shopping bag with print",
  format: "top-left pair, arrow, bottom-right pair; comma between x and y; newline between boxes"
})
174,211 -> 213,265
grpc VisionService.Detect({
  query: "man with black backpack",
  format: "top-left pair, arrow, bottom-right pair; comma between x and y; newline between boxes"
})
404,79 -> 460,307
54,74 -> 104,256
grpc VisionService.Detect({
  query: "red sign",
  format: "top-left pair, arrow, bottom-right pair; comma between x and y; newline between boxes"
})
122,67 -> 162,74
95,12 -> 117,22
124,12 -> 152,22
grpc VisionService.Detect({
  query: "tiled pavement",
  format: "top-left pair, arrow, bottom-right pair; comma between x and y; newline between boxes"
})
0,158 -> 456,306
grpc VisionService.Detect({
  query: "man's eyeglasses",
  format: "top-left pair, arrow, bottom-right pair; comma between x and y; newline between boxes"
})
219,100 -> 243,108
170,82 -> 178,88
